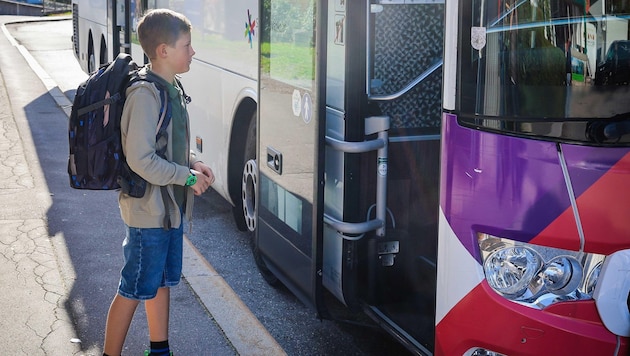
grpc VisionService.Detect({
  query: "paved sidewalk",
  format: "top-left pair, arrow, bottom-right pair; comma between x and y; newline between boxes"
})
0,27 -> 82,356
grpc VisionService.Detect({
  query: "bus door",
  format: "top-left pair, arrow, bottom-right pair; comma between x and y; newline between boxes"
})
256,0 -> 327,315
367,2 -> 444,353
109,0 -> 131,56
323,1 -> 445,353
110,0 -> 144,61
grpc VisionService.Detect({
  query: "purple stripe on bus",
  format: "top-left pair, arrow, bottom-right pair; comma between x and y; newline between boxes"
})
439,114 -> 616,259
562,144 -> 629,196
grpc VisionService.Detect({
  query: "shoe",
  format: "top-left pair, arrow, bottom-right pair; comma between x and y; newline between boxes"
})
143,351 -> 173,356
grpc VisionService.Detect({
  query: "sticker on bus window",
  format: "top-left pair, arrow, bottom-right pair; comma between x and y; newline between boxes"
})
335,15 -> 345,45
471,26 -> 486,50
302,93 -> 313,124
335,0 -> 345,11
378,157 -> 387,177
292,89 -> 302,117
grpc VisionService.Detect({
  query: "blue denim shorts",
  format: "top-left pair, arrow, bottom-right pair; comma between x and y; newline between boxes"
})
118,223 -> 183,300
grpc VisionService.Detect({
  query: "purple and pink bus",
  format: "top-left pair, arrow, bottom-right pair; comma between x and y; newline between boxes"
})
439,0 -> 630,354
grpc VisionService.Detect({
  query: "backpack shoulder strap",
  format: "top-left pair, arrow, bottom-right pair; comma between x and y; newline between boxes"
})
130,70 -> 172,140
155,87 -> 171,138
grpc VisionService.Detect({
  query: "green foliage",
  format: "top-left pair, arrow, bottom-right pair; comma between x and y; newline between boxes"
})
260,0 -> 316,82
261,0 -> 314,43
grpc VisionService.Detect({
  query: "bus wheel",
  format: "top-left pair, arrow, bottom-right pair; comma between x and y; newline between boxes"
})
244,163 -> 279,286
100,38 -> 107,67
87,38 -> 96,73
241,159 -> 257,232
232,113 -> 256,231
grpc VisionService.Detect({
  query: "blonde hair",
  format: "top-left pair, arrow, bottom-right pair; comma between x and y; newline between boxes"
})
137,9 -> 191,59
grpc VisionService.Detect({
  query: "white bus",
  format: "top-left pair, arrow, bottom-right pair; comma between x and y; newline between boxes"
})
72,0 -> 259,232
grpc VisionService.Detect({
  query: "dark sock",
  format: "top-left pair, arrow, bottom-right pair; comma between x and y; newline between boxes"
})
149,340 -> 170,356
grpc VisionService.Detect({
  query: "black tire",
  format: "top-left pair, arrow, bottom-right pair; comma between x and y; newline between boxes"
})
100,38 -> 107,67
87,36 -> 96,73
236,113 -> 280,286
232,113 -> 257,231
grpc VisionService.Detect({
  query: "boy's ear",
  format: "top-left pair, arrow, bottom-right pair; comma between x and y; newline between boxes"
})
155,43 -> 169,59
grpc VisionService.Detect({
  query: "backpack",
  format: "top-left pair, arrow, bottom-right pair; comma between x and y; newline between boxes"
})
67,53 -> 172,196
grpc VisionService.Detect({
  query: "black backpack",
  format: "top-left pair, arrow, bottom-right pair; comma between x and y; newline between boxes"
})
67,53 -> 172,196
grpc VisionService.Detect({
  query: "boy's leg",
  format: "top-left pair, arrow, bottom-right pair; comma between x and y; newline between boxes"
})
145,286 -> 171,342
145,219 -> 183,347
103,293 -> 140,355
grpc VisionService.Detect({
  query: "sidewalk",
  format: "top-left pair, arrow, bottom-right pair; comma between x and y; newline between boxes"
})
0,20 -> 82,356
0,15 -> 286,356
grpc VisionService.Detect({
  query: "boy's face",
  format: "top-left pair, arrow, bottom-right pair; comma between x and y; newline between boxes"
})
167,31 -> 195,74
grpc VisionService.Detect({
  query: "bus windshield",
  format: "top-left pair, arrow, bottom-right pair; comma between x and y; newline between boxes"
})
458,0 -> 630,144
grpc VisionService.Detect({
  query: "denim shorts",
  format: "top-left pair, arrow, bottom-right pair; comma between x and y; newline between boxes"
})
118,223 -> 184,300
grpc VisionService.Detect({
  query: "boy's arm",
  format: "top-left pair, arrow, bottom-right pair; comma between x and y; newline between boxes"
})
121,84 -> 189,186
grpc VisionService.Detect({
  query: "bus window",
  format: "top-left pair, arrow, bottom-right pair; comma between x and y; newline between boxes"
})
260,0 -> 315,90
459,0 -> 630,144
370,4 -> 443,134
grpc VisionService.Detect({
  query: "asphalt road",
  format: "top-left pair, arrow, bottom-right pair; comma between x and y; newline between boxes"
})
4,15 -> 412,356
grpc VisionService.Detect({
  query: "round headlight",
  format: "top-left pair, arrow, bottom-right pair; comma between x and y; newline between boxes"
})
483,246 -> 543,298
543,256 -> 583,295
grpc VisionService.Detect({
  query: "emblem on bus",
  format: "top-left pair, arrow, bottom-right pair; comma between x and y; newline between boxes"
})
245,9 -> 256,49
471,26 -> 486,51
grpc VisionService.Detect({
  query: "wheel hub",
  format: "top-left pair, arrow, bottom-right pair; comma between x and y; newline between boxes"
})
242,159 -> 257,232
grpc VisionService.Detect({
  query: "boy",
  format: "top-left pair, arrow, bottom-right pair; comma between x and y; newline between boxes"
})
103,9 -> 214,356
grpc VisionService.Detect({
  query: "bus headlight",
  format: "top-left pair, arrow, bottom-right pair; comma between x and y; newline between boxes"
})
483,246 -> 543,298
479,233 -> 605,309
543,256 -> 582,295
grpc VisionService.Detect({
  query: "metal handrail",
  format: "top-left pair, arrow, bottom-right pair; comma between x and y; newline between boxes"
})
368,60 -> 443,101
325,116 -> 390,238
323,214 -> 384,240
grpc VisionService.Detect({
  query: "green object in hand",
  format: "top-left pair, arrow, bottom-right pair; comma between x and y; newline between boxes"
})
185,171 -> 197,186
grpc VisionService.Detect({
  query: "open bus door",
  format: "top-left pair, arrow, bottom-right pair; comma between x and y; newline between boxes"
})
322,2 -> 443,354
110,0 -> 144,62
255,0 -> 328,316
256,1 -> 444,353
109,0 -> 131,56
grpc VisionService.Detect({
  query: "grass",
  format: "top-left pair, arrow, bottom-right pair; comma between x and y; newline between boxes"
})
260,41 -> 314,81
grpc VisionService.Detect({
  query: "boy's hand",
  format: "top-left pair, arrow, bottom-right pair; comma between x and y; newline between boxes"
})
190,162 -> 215,195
